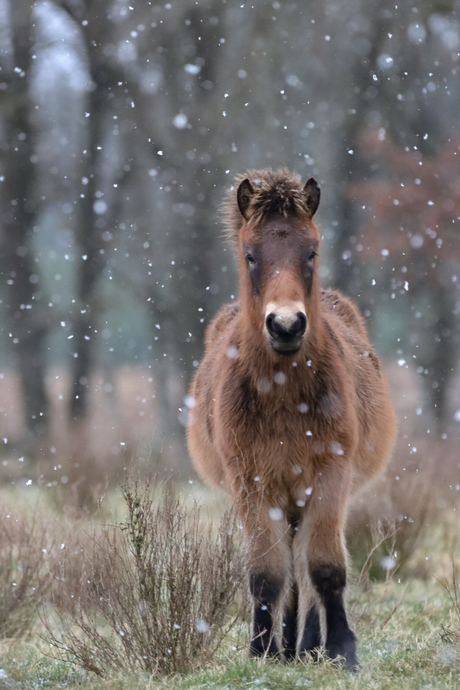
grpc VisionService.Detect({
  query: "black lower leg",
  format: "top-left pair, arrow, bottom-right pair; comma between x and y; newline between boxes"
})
310,566 -> 357,671
282,581 -> 298,661
298,602 -> 322,657
250,572 -> 283,658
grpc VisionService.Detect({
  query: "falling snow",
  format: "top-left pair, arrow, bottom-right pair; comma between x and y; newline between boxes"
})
268,507 -> 284,521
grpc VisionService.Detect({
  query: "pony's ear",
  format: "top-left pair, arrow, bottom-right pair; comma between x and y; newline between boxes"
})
237,178 -> 254,219
304,177 -> 321,217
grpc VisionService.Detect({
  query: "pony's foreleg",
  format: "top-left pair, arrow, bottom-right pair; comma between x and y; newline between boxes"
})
306,463 -> 358,671
242,505 -> 291,659
250,570 -> 285,658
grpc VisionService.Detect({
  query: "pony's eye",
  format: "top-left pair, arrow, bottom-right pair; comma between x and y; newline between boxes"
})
308,251 -> 317,262
246,253 -> 256,265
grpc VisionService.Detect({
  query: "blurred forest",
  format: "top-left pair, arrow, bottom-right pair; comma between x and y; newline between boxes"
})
0,0 -> 459,492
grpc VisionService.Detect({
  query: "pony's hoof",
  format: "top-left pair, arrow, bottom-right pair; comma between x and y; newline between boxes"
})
327,643 -> 359,672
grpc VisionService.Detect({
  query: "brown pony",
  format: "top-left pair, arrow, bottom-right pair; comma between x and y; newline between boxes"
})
187,169 -> 397,670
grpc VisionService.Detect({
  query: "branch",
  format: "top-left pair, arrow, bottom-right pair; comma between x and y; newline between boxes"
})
52,0 -> 86,23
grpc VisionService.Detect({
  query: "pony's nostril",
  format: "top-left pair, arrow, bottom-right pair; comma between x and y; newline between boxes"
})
265,312 -> 276,335
293,311 -> 307,337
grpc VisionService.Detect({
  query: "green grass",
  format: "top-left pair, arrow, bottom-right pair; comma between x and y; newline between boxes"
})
0,578 -> 458,689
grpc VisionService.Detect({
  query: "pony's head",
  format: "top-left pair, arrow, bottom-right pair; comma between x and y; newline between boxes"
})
225,169 -> 321,356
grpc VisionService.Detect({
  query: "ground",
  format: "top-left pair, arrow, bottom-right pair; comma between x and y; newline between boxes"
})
0,481 -> 457,689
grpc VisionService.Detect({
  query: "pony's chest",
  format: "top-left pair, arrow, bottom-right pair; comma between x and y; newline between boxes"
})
226,374 -> 303,427
217,369 -> 349,470
219,375 -> 319,456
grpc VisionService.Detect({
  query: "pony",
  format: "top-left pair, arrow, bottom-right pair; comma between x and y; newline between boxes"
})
187,169 -> 397,670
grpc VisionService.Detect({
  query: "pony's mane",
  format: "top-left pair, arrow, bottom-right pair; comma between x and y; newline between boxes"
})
222,168 -> 309,245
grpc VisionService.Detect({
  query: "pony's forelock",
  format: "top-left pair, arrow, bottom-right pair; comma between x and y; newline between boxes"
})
222,169 -> 310,248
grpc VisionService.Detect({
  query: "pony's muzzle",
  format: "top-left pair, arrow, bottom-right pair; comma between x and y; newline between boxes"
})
265,310 -> 307,354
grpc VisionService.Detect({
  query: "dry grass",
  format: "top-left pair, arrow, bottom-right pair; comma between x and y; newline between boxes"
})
0,359 -> 458,683
346,392 -> 457,581
43,479 -> 247,677
438,557 -> 460,650
350,521 -> 408,636
0,500 -> 54,639
0,477 -> 454,687
347,469 -> 437,581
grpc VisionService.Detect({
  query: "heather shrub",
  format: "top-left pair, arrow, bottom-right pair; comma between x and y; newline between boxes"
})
44,480 -> 246,677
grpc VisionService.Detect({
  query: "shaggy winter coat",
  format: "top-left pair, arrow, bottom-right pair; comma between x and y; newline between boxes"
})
187,169 -> 397,670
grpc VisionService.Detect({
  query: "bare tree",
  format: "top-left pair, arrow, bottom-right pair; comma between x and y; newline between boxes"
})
350,127 -> 460,426
54,0 -> 162,423
0,0 -> 50,442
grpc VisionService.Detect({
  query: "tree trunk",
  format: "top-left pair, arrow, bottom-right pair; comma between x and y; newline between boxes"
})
424,284 -> 456,432
0,0 -> 49,440
69,83 -> 106,420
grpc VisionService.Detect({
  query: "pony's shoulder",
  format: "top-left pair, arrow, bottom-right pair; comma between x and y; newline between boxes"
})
321,289 -> 368,340
204,301 -> 240,349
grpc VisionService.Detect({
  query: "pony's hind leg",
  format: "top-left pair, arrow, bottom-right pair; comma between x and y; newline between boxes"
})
299,599 -> 322,659
294,533 -> 322,659
282,580 -> 298,661
282,583 -> 321,662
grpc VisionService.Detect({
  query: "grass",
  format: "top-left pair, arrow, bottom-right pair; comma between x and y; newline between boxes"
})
0,476 -> 457,688
0,578 -> 458,688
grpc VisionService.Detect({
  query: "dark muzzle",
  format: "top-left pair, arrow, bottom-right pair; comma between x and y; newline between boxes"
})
265,311 -> 307,354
